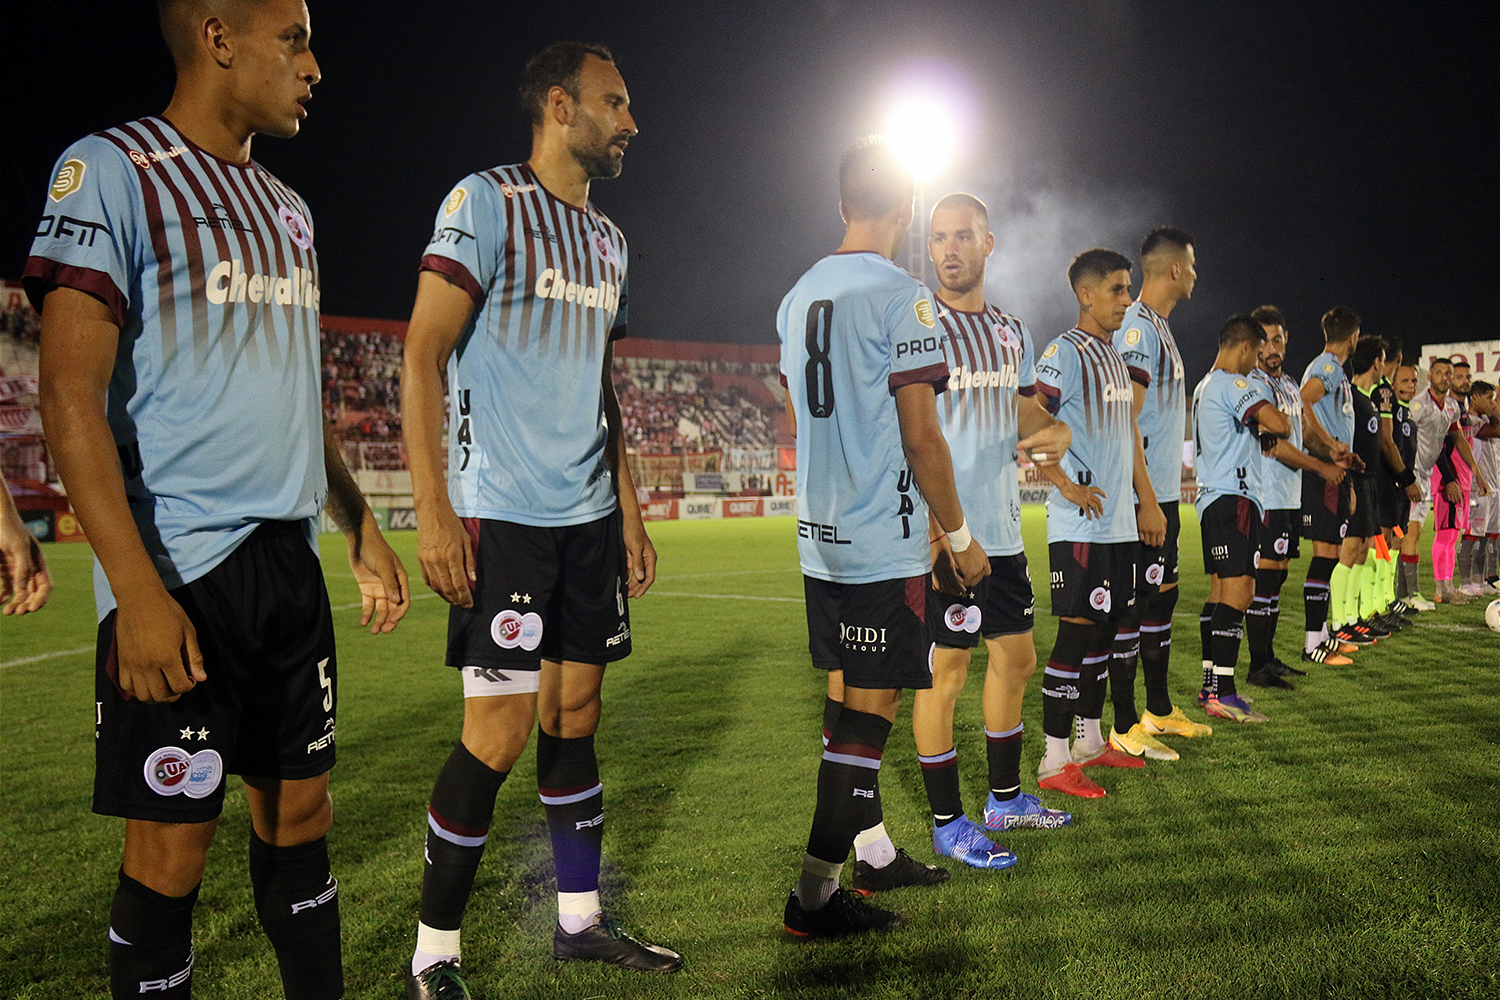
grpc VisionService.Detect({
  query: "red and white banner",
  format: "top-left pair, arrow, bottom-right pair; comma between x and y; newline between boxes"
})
638,495 -> 797,522
0,375 -> 39,402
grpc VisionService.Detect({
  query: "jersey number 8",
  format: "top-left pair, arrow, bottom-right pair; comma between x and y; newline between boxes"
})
805,300 -> 835,418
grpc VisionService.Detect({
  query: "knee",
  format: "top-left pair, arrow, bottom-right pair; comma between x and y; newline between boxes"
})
462,698 -> 535,770
931,649 -> 971,699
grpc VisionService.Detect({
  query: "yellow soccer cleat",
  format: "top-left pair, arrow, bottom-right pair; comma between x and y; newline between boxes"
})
1110,723 -> 1180,761
1141,705 -> 1213,738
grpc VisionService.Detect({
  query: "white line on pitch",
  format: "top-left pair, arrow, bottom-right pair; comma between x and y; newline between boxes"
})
0,645 -> 94,669
650,590 -> 803,603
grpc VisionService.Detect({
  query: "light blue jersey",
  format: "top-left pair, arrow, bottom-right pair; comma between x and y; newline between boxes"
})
1192,368 -> 1274,518
778,252 -> 948,584
1250,366 -> 1303,511
1302,349 -> 1354,447
933,303 -> 1037,557
1115,301 -> 1186,503
421,164 -> 628,526
23,118 -> 325,620
1036,329 -> 1138,545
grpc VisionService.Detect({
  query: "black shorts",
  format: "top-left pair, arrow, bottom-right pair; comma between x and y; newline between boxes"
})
1347,474 -> 1380,540
1048,540 -> 1138,622
1378,481 -> 1408,532
1262,508 -> 1301,562
928,553 -> 1035,648
94,520 -> 337,823
805,575 -> 933,690
448,511 -> 631,669
1201,495 -> 1262,579
1137,500 -> 1181,589
1301,470 -> 1351,544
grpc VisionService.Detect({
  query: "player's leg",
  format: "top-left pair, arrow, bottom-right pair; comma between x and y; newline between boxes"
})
1202,498 -> 1272,718
1070,543 -> 1145,773
912,644 -> 971,828
830,669 -> 904,871
112,819 -> 217,999
1205,572 -> 1267,721
1432,470 -> 1467,603
1106,543 -> 1151,750
979,629 -> 1075,826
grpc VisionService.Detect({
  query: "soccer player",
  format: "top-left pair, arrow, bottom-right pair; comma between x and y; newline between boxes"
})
1405,359 -> 1462,606
1464,382 -> 1500,591
1246,306 -> 1349,681
1297,307 -> 1360,662
911,193 -> 1075,869
1429,359 -> 1492,603
28,3 -> 411,997
1389,365 -> 1428,607
1327,336 -> 1392,646
778,137 -> 989,937
1032,249 -> 1161,798
399,43 -> 679,995
1108,227 -> 1205,759
1191,316 -> 1290,721
1450,361 -> 1495,596
0,468 -> 52,614
1365,341 -> 1418,625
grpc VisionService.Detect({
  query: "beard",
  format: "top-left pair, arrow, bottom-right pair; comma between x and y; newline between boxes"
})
568,110 -> 625,179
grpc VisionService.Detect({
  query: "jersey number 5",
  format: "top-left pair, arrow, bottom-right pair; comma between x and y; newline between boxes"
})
805,300 -> 835,418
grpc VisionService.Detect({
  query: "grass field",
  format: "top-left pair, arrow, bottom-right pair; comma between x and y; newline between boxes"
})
2,510 -> 1498,999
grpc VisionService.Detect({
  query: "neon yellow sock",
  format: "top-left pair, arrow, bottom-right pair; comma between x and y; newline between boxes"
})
1359,558 -> 1380,618
1329,562 -> 1353,627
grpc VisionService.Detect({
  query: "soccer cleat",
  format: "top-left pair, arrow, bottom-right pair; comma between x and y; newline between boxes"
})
1204,693 -> 1269,723
1073,743 -> 1146,769
1037,762 -> 1106,798
932,816 -> 1018,869
1141,706 -> 1213,738
1110,724 -> 1180,761
1376,612 -> 1409,632
554,918 -> 683,973
1393,600 -> 1419,617
982,791 -> 1072,830
1268,657 -> 1307,677
1436,588 -> 1473,605
1196,686 -> 1212,707
783,887 -> 901,939
1301,642 -> 1352,665
1246,668 -> 1294,690
1358,618 -> 1392,638
1334,625 -> 1376,646
406,960 -> 472,1000
850,849 -> 949,894
1407,594 -> 1436,611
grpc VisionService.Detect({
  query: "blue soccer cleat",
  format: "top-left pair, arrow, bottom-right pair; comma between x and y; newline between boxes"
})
932,816 -> 1018,870
982,791 -> 1073,831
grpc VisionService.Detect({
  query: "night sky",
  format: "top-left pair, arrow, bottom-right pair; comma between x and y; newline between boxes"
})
3,0 -> 1496,383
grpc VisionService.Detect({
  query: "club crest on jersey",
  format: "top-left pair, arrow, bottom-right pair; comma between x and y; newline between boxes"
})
1088,587 -> 1112,612
1235,378 -> 1249,389
445,187 -> 467,215
593,231 -> 622,268
144,746 -> 223,799
945,603 -> 982,633
1368,416 -> 1379,433
492,609 -> 544,651
278,206 -> 313,250
1042,343 -> 1059,359
1124,327 -> 1142,346
1324,363 -> 1336,373
914,298 -> 936,329
994,323 -> 1019,348
49,159 -> 86,202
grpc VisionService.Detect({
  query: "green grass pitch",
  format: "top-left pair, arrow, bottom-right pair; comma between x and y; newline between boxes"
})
2,511 -> 1497,998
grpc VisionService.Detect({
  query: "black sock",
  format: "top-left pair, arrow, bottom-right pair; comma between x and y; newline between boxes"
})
248,833 -> 342,1000
1042,620 -> 1094,739
986,723 -> 1023,801
1266,569 -> 1286,657
808,707 -> 891,864
1210,603 -> 1245,698
918,747 -> 963,826
109,871 -> 197,1000
1305,556 -> 1336,633
821,696 -> 841,746
537,731 -> 603,895
1200,602 -> 1219,689
1247,568 -> 1279,669
420,742 -> 509,932
1080,622 -> 1114,725
1139,586 -> 1177,717
1109,616 -> 1141,732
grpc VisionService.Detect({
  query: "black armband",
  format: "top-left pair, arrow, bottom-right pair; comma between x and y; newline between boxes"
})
1259,431 -> 1278,453
1396,468 -> 1416,489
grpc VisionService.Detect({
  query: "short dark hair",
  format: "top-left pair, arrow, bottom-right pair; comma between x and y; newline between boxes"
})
931,192 -> 989,229
1452,358 -> 1472,370
1320,305 -> 1360,342
520,41 -> 615,128
1140,226 -> 1195,261
1472,380 -> 1495,396
1430,357 -> 1454,371
1219,314 -> 1267,348
158,0 -> 256,66
839,137 -> 913,223
1250,304 -> 1286,330
1348,335 -> 1386,376
1068,249 -> 1132,289
1382,335 -> 1403,367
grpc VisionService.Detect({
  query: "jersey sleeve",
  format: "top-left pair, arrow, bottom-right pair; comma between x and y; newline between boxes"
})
419,176 -> 502,303
21,136 -> 139,328
885,282 -> 948,393
1231,378 -> 1273,426
1034,338 -> 1075,415
1015,317 -> 1037,396
1114,317 -> 1155,388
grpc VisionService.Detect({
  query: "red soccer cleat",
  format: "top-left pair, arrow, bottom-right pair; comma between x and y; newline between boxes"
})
1037,762 -> 1107,798
1074,744 -> 1147,769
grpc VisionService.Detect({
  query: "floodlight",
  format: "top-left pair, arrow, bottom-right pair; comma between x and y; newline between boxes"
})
884,97 -> 958,185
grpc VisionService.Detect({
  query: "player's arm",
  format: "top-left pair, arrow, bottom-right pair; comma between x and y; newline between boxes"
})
896,382 -> 988,591
1450,428 -> 1490,496
1016,391 -> 1070,467
783,389 -> 796,439
1130,416 -> 1167,547
0,469 -> 51,614
1272,440 -> 1344,483
38,287 -> 204,703
1249,399 -> 1290,439
322,425 -> 409,633
603,342 -> 656,597
1029,392 -> 1103,519
402,270 -> 479,607
1299,379 -> 1344,459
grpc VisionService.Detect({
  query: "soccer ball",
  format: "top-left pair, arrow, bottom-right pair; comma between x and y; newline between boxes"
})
1488,599 -> 1500,634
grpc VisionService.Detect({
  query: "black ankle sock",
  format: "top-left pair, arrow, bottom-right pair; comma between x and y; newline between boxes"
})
1109,618 -> 1141,732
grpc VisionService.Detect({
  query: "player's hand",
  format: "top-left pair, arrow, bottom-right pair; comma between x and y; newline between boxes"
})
1319,462 -> 1346,486
622,512 -> 657,598
1477,476 -> 1491,498
1347,454 -> 1366,474
1444,481 -> 1461,503
1019,422 -> 1071,468
930,533 -> 963,594
114,588 -> 205,704
0,524 -> 52,615
417,503 -> 477,608
348,519 -> 410,633
951,539 -> 990,591
1059,481 -> 1106,520
1405,482 -> 1423,503
1137,501 -> 1167,548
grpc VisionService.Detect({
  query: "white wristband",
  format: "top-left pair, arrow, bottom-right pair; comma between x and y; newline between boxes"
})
947,519 -> 972,553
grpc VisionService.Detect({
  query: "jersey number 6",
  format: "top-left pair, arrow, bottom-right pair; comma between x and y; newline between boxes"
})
805,300 -> 835,418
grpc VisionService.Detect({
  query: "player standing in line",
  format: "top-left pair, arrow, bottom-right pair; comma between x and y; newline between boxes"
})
910,193 -> 1075,870
778,137 -> 990,937
400,43 -> 681,997
1362,343 -> 1417,626
1388,364 -> 1427,609
29,3 -> 412,997
1450,361 -> 1493,597
1404,359 -> 1462,607
1031,249 -> 1161,799
1191,316 -> 1290,721
1430,358 -> 1491,604
1297,307 -> 1361,662
1463,382 -> 1500,591
1107,227 -> 1205,760
1245,307 -> 1350,682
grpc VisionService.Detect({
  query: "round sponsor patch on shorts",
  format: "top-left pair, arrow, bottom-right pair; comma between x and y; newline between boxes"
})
516,612 -> 544,651
1274,537 -> 1289,555
144,747 -> 223,798
945,603 -> 982,633
1339,523 -> 1348,538
182,750 -> 224,799
1089,587 -> 1112,613
1145,562 -> 1164,585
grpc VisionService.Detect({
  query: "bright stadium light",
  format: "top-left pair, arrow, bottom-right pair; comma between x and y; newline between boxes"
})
884,96 -> 958,184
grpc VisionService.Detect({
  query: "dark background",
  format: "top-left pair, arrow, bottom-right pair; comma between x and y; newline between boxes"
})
3,0 -> 1496,382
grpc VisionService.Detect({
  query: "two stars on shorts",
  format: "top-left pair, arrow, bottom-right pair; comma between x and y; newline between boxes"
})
509,593 -> 533,604
179,726 -> 210,741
